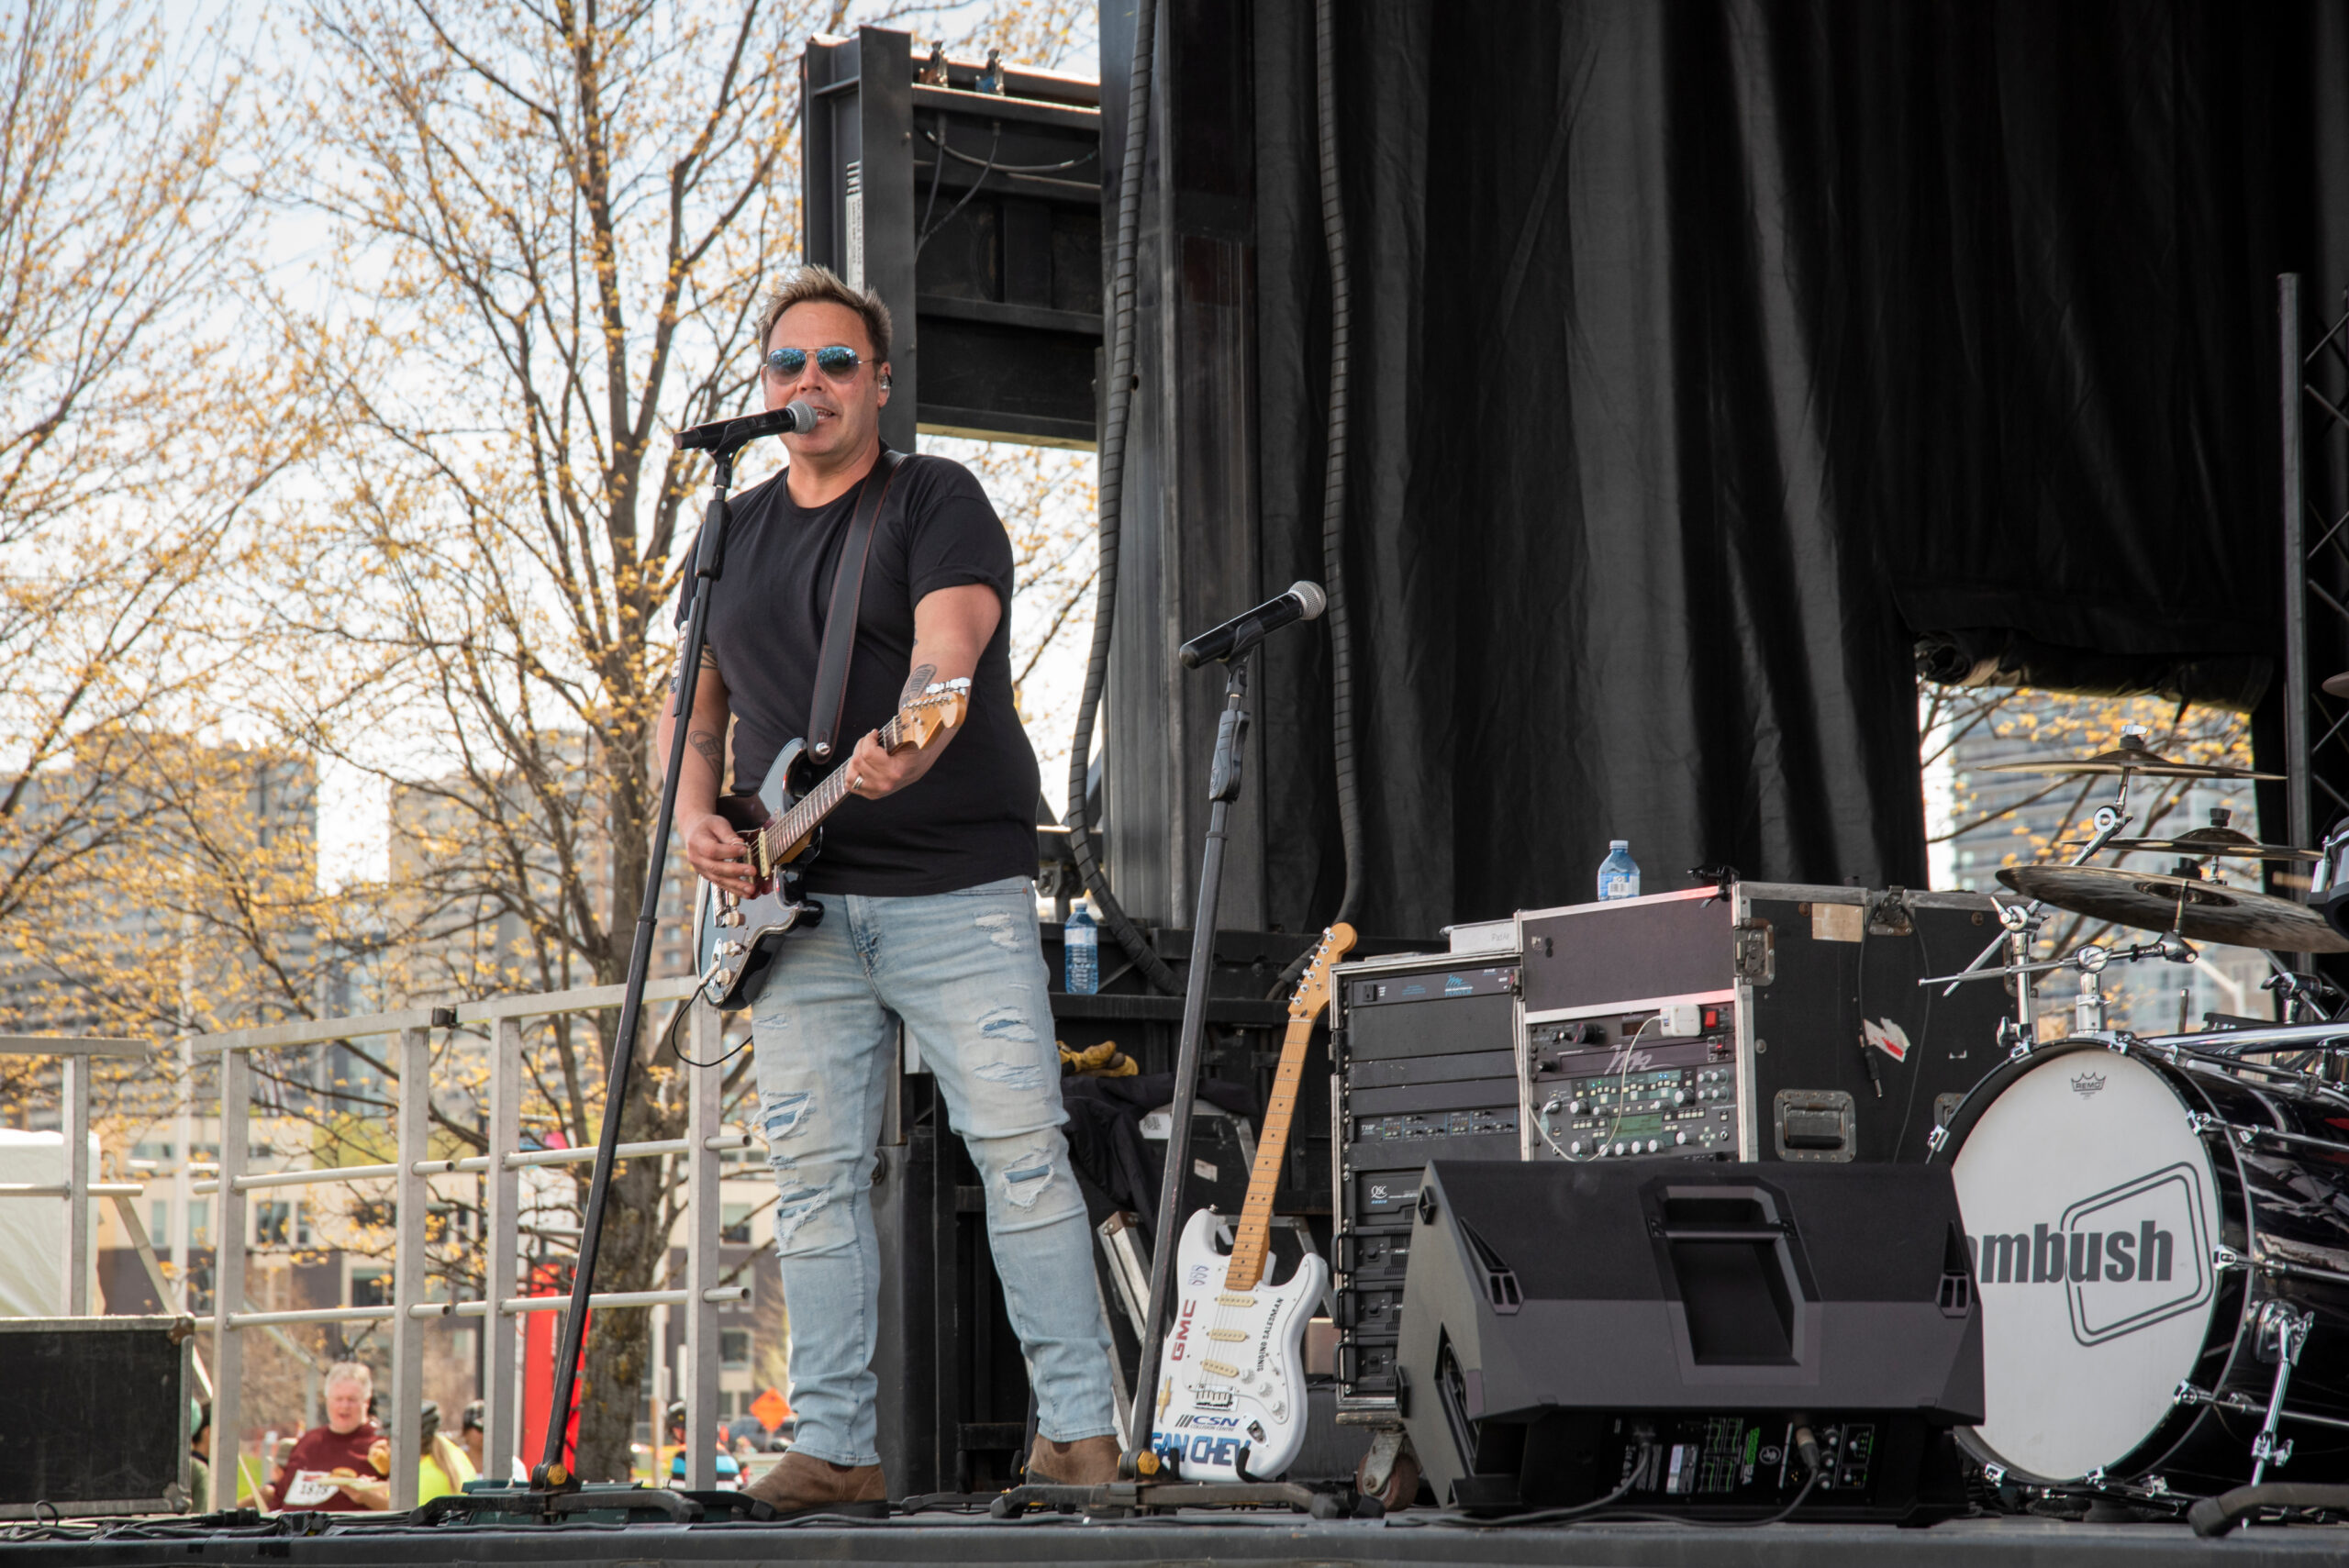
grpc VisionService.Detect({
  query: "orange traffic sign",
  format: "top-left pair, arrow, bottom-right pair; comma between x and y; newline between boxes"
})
749,1386 -> 791,1430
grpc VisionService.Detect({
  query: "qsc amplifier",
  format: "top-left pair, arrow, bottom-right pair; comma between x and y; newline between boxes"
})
1330,944 -> 1521,1418
1518,884 -> 2012,1168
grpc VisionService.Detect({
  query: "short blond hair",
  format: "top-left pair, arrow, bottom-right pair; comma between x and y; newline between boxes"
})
759,264 -> 892,366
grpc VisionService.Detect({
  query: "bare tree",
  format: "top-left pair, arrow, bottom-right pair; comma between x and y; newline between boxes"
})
255,0 -> 856,1480
0,0 -> 303,938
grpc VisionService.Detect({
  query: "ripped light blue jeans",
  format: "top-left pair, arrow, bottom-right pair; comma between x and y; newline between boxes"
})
750,873 -> 1116,1468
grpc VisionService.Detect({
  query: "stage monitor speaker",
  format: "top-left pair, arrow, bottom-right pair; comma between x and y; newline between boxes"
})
1397,1161 -> 1980,1521
0,1316 -> 194,1518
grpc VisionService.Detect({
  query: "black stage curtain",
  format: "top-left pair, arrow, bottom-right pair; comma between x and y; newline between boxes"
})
1251,0 -> 2348,939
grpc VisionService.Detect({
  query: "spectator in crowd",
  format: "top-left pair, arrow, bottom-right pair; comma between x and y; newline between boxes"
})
188,1403 -> 212,1513
460,1401 -> 487,1477
664,1401 -> 739,1490
266,1362 -> 386,1511
412,1400 -> 478,1504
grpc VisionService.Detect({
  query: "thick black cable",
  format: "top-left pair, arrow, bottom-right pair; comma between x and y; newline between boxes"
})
1270,0 -> 1362,998
1066,0 -> 1180,995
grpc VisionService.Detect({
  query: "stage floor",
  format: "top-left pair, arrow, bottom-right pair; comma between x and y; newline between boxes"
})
9,1512 -> 2349,1567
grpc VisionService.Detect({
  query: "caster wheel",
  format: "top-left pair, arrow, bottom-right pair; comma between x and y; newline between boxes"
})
1355,1445 -> 1420,1513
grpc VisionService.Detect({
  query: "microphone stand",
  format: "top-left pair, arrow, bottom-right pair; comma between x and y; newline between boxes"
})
529,434 -> 751,1491
1123,653 -> 1251,1471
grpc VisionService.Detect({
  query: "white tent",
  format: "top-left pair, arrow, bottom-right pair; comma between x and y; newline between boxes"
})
0,1129 -> 105,1316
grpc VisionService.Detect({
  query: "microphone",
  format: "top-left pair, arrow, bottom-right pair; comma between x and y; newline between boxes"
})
1177,581 -> 1328,668
678,399 -> 818,452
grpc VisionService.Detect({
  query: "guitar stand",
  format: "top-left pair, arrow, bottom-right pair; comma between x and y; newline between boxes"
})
989,1479 -> 1352,1520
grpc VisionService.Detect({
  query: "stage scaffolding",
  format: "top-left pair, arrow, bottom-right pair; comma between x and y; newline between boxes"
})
2281,274 -> 2349,856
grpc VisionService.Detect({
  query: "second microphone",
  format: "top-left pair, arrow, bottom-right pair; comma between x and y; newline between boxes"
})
1177,581 -> 1328,668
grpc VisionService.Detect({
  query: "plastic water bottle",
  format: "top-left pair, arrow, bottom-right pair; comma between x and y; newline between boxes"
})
1598,840 -> 1641,902
1064,898 -> 1100,994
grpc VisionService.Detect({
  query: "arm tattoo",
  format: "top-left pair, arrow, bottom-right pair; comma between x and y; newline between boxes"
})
688,728 -> 723,771
899,662 -> 938,706
668,646 -> 720,695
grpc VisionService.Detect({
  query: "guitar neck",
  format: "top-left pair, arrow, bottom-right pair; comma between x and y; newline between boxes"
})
760,717 -> 899,862
1223,1012 -> 1316,1292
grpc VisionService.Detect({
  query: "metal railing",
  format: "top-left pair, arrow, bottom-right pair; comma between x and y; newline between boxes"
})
192,977 -> 750,1510
0,1036 -> 171,1320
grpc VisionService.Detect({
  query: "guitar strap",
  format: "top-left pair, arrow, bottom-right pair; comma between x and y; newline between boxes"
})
807,448 -> 907,765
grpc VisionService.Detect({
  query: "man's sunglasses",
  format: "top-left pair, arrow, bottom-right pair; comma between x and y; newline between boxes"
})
764,345 -> 865,378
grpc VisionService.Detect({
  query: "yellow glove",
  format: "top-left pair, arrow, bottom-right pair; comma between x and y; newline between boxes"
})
1058,1040 -> 1138,1076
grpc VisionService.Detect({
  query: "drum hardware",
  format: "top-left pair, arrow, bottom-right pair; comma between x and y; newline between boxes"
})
2262,952 -> 2343,1023
2183,1110 -> 2349,1162
2169,1382 -> 2349,1435
1918,933 -> 2196,991
2253,1304 -> 2314,1484
1940,795 -> 2135,1003
2075,972 -> 2107,1033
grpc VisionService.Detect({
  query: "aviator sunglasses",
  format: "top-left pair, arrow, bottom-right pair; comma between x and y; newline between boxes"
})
764,344 -> 866,379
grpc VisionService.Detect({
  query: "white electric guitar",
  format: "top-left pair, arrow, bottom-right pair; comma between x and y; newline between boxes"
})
1149,923 -> 1355,1482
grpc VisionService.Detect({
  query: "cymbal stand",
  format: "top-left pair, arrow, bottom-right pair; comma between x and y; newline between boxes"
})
1918,933 -> 2197,991
2262,951 -> 2342,1023
1943,771 -> 2138,1000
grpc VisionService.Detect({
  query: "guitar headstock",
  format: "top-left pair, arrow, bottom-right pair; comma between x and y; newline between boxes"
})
1287,922 -> 1357,1021
885,680 -> 970,752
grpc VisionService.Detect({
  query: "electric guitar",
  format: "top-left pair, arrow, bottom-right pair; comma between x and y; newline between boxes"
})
1149,922 -> 1356,1482
690,681 -> 968,1008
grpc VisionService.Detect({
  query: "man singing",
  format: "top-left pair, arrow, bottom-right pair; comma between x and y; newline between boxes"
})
659,265 -> 1118,1516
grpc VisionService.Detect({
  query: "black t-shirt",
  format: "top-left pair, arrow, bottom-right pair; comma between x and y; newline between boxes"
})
697,450 -> 1039,896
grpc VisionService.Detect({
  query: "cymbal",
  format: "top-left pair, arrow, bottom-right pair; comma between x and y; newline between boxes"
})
2323,671 -> 2349,700
2091,807 -> 2321,862
1998,864 -> 2349,952
1976,730 -> 2280,781
2098,832 -> 2322,862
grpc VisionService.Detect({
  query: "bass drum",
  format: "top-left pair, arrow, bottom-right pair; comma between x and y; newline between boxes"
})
1932,1037 -> 2349,1495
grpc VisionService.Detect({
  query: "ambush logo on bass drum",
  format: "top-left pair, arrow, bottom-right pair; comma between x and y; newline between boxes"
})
1967,1162 -> 2212,1348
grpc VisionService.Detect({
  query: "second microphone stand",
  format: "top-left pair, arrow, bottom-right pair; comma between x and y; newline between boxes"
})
1122,653 -> 1251,1469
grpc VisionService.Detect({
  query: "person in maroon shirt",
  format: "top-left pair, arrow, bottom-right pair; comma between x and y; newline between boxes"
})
266,1362 -> 388,1511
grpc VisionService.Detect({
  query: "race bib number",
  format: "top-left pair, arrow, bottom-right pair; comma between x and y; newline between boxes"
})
283,1470 -> 340,1507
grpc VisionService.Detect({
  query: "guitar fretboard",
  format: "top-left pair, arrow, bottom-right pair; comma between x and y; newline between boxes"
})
753,715 -> 904,871
1223,1010 -> 1317,1292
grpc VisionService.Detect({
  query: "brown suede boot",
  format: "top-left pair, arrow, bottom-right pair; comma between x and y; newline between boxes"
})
739,1450 -> 889,1519
1026,1434 -> 1121,1486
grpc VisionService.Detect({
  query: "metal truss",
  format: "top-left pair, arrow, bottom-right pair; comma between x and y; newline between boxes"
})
2281,275 -> 2349,852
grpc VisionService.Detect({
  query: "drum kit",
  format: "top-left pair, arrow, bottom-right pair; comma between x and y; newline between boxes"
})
1918,723 -> 2349,1509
